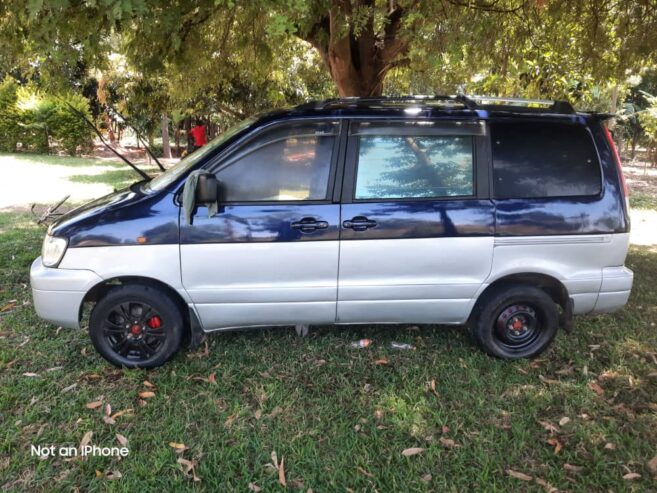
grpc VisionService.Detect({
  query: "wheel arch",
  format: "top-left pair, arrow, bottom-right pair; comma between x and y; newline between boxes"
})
80,276 -> 203,346
468,272 -> 570,323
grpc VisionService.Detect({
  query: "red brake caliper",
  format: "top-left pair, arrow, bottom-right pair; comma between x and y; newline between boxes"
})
146,316 -> 162,329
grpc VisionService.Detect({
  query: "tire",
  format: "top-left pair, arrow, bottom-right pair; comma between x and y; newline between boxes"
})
469,284 -> 559,359
89,284 -> 184,368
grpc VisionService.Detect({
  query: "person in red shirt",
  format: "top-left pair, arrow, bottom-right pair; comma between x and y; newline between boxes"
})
189,119 -> 207,151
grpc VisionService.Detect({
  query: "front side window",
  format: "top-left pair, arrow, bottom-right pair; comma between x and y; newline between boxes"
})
215,121 -> 338,202
491,121 -> 601,199
354,133 -> 475,200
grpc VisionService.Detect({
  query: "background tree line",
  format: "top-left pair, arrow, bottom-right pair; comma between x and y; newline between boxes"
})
0,0 -> 656,159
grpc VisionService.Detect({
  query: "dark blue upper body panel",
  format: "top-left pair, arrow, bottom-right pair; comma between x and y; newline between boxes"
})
49,102 -> 628,247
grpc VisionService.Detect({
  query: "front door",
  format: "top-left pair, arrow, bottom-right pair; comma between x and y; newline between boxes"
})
180,120 -> 343,329
337,120 -> 495,324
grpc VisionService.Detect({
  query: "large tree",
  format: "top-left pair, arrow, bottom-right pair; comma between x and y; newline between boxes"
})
1,0 -> 656,102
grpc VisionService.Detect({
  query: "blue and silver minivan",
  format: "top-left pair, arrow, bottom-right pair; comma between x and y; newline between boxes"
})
30,96 -> 634,368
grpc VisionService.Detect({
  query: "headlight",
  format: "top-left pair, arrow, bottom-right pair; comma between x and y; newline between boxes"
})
42,234 -> 68,268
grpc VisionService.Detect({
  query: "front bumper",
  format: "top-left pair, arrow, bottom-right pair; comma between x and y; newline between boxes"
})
592,266 -> 634,314
30,257 -> 103,328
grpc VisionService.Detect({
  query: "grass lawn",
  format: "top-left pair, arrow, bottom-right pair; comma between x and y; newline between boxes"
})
1,158 -> 657,491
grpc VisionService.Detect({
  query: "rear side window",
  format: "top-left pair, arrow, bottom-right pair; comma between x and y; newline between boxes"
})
491,121 -> 601,199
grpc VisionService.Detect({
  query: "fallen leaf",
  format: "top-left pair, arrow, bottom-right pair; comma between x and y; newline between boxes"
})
420,473 -> 432,483
623,472 -> 641,480
62,383 -> 77,393
79,431 -> 93,449
102,416 -> 116,425
254,409 -> 262,420
401,447 -> 425,457
278,456 -> 286,487
588,381 -> 604,396
374,358 -> 389,365
208,372 -> 217,384
558,417 -> 571,426
143,380 -> 155,388
111,408 -> 134,419
116,434 -> 128,446
538,420 -> 559,434
534,477 -> 558,493
268,406 -> 283,419
374,409 -> 384,421
138,391 -> 155,399
177,458 -> 201,482
547,438 -> 562,454
248,483 -> 262,492
439,437 -> 457,449
1,301 -> 16,312
86,401 -> 103,410
564,463 -> 583,473
105,470 -> 122,480
22,372 -> 39,377
506,469 -> 532,481
169,442 -> 187,450
356,466 -> 373,478
539,376 -> 559,385
647,455 -> 657,475
104,404 -> 112,417
604,442 -> 616,451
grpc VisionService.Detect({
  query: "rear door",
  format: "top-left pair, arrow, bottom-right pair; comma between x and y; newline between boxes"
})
180,119 -> 344,329
337,120 -> 494,324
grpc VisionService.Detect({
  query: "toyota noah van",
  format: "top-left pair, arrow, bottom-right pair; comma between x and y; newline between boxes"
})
30,96 -> 633,368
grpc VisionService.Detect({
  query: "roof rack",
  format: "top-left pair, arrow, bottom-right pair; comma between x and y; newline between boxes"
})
294,94 -> 575,114
462,95 -> 575,114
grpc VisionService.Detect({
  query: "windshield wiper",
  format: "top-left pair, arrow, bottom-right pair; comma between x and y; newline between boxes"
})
62,101 -> 151,181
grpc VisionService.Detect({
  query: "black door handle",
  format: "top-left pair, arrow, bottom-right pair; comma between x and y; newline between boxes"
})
291,217 -> 329,233
342,216 -> 377,231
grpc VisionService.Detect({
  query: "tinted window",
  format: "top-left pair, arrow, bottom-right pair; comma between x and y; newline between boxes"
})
354,135 -> 474,200
216,121 -> 337,202
491,122 -> 601,198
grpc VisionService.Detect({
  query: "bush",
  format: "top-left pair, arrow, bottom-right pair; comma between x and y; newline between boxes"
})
0,77 -> 20,152
48,93 -> 94,156
15,86 -> 54,153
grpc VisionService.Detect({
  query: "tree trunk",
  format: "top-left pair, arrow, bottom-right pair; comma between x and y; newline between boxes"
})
161,114 -> 172,159
300,2 -> 410,97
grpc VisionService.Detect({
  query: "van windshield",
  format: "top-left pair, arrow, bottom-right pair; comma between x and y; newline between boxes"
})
143,116 -> 257,193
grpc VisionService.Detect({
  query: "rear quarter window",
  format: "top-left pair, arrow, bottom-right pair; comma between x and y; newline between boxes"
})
491,121 -> 601,199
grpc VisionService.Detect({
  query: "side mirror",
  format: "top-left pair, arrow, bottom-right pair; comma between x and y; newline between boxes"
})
195,173 -> 219,204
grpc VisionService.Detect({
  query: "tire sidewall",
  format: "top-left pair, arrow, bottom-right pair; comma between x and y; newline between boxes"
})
473,286 -> 559,359
89,285 -> 184,368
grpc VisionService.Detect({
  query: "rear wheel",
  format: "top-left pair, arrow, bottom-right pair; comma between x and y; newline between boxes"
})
469,284 -> 559,359
89,285 -> 184,368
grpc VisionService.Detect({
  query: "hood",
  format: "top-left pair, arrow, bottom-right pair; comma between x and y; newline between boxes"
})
50,183 -> 147,239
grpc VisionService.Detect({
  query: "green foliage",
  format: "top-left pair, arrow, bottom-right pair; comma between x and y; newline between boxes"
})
15,86 -> 53,153
0,77 -> 20,152
48,93 -> 95,156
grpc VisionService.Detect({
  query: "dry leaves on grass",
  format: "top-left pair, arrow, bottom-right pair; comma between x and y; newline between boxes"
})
169,442 -> 189,453
86,400 -> 103,410
1,301 -> 16,312
588,381 -> 605,396
266,451 -> 286,487
116,434 -> 128,446
558,416 -> 571,426
439,437 -> 458,449
546,438 -> 562,454
506,469 -> 532,481
564,463 -> 583,473
647,455 -> 657,474
623,472 -> 641,480
248,483 -> 262,492
401,447 -> 424,457
356,466 -> 374,478
143,380 -> 156,388
373,358 -> 389,365
138,391 -> 155,399
177,458 -> 201,482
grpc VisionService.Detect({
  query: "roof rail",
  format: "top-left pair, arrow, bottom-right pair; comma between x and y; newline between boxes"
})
462,95 -> 575,114
294,94 -> 575,114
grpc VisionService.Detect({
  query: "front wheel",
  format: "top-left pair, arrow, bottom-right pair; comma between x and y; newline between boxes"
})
89,285 -> 184,368
469,284 -> 559,359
